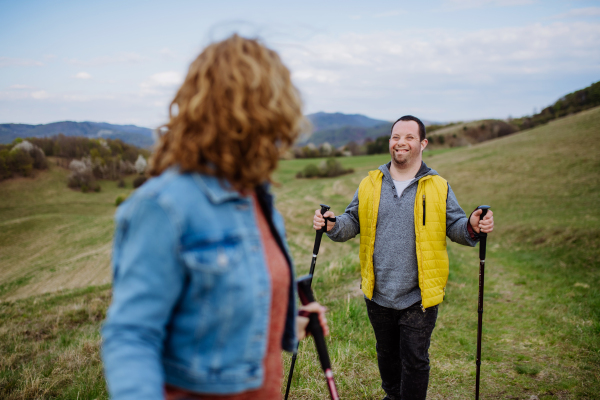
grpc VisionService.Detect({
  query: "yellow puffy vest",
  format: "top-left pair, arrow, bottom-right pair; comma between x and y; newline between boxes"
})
358,170 -> 449,309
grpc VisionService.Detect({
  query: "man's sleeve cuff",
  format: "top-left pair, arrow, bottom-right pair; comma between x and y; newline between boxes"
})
467,209 -> 480,240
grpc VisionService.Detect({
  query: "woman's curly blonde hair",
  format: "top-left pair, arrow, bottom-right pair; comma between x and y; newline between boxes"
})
149,34 -> 305,191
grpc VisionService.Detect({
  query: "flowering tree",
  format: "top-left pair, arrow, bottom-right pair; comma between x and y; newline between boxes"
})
134,155 -> 147,175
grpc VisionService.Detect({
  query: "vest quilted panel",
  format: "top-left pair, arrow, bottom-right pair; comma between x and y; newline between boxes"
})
358,170 -> 449,309
358,170 -> 383,299
414,175 -> 449,309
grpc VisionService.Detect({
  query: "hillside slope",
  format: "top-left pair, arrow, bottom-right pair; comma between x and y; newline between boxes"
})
430,106 -> 599,246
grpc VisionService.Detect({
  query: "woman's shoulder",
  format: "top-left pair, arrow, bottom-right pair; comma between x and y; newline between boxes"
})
138,169 -> 199,199
117,170 -> 209,223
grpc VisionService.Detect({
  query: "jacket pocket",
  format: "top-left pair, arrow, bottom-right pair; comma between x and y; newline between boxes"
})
181,237 -> 243,275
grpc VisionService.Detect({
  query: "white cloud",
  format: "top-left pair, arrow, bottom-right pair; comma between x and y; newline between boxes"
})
9,84 -> 34,90
31,90 -> 50,100
278,21 -> 600,119
67,52 -> 148,67
551,7 -> 600,19
0,57 -> 44,68
159,48 -> 177,59
75,72 -> 92,79
282,22 -> 600,87
61,93 -> 116,102
140,71 -> 184,96
0,91 -> 31,100
443,0 -> 536,9
373,10 -> 406,18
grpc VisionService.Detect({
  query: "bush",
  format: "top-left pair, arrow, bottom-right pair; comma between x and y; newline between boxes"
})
367,136 -> 389,155
135,154 -> 147,174
10,140 -> 48,174
117,179 -> 126,188
68,159 -> 100,192
133,176 -> 147,188
302,164 -> 321,178
8,149 -> 34,177
115,195 -> 126,206
296,158 -> 354,179
429,135 -> 445,145
0,150 -> 12,180
30,147 -> 48,169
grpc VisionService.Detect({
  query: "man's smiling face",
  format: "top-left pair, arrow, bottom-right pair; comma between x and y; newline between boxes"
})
389,120 -> 427,169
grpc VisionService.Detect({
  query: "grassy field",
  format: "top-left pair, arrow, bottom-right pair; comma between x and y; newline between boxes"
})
0,107 -> 599,399
0,162 -> 140,301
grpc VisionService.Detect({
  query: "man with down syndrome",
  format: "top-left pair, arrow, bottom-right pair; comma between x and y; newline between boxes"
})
313,115 -> 494,400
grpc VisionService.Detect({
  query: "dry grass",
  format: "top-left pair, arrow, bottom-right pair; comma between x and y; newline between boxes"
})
0,163 -> 138,301
0,285 -> 110,399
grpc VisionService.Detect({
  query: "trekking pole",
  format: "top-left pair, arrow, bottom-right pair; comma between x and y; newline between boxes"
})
309,204 -> 336,284
284,204 -> 336,400
297,274 -> 340,400
475,205 -> 491,400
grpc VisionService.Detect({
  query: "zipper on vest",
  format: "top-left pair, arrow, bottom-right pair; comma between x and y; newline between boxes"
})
422,194 -> 426,226
421,303 -> 426,312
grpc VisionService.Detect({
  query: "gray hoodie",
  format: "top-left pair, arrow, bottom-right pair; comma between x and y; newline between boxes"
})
327,161 -> 478,310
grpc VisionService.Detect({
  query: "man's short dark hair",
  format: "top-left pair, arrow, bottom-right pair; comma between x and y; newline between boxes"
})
391,115 -> 426,141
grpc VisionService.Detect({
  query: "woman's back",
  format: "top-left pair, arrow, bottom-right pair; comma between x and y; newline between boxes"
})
102,170 -> 297,398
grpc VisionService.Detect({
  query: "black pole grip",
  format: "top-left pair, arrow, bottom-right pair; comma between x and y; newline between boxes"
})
319,204 -> 331,228
313,204 -> 331,255
297,275 -> 332,371
477,205 -> 490,260
319,204 -> 331,235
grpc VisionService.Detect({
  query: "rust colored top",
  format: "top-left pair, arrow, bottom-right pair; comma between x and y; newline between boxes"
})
166,192 -> 290,400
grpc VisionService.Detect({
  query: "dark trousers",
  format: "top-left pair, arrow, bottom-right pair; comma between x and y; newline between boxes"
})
365,299 -> 438,400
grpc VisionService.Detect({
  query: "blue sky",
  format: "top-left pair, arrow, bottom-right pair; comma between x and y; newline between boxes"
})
1,0 -> 599,127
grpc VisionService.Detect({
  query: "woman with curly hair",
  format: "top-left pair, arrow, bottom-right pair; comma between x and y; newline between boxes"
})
101,35 -> 328,400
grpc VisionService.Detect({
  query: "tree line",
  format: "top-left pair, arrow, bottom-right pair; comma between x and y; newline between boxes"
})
0,135 -> 150,192
512,80 -> 600,130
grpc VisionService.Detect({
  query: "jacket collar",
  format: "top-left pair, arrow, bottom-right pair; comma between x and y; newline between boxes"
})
189,171 -> 274,205
380,161 -> 433,182
191,173 -> 245,204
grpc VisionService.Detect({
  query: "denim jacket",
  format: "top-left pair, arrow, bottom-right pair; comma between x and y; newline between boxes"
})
101,169 -> 298,400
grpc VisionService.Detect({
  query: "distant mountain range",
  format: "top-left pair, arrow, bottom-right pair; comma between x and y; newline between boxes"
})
0,112 -> 443,150
307,112 -> 389,132
302,112 -> 442,148
0,121 -> 154,149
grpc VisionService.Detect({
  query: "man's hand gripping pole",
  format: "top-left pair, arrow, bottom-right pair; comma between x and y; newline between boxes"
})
309,204 -> 336,283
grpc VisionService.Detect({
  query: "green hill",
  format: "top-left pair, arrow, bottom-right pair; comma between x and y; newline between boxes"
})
0,107 -> 598,398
